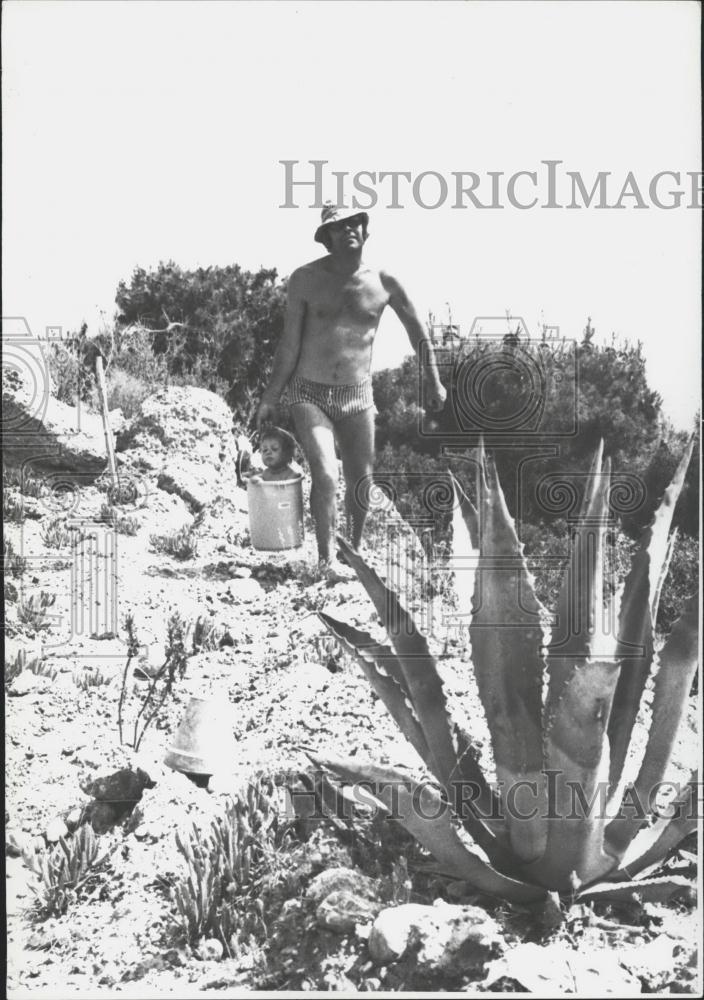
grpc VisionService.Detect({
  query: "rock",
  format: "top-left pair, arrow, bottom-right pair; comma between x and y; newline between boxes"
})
2,342 -> 107,474
118,387 -> 238,504
316,891 -> 379,932
226,578 -> 263,603
87,801 -> 119,834
369,901 -> 503,972
307,867 -> 379,905
5,829 -> 31,857
81,767 -> 155,804
369,904 -> 432,962
64,807 -> 85,832
196,938 -> 224,962
158,459 -> 219,513
8,671 -> 46,697
45,818 -> 69,843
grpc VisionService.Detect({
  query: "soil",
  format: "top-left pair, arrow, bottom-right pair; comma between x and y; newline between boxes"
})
4,473 -> 701,996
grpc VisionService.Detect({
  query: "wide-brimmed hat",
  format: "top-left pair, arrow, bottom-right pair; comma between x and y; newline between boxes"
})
314,202 -> 369,244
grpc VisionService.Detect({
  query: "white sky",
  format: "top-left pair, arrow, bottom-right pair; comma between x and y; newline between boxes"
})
3,0 -> 701,428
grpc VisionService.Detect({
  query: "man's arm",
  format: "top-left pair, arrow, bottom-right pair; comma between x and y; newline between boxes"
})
257,269 -> 306,428
381,272 -> 447,411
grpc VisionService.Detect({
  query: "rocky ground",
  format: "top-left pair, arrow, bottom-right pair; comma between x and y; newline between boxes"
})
3,384 -> 701,996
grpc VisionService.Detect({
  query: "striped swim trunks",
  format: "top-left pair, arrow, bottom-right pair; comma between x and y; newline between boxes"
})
286,374 -> 376,423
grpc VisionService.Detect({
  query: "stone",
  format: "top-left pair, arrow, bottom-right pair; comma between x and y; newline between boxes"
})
8,671 -> 47,697
316,891 -> 379,932
158,460 -> 219,513
196,938 -> 224,962
306,867 -> 379,905
369,901 -> 503,971
368,904 -> 432,962
118,386 -> 237,487
5,829 -> 31,857
45,818 -> 69,843
227,578 -> 263,603
2,352 -> 108,474
81,767 -> 155,804
88,801 -> 119,834
64,807 -> 85,832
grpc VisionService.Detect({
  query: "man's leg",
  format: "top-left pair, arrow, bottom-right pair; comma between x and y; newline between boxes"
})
290,402 -> 339,564
334,406 -> 376,551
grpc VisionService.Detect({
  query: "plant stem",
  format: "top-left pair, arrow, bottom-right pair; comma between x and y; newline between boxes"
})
117,652 -> 133,745
132,659 -> 168,749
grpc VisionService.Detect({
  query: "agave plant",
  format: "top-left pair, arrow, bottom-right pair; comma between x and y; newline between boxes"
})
312,439 -> 698,904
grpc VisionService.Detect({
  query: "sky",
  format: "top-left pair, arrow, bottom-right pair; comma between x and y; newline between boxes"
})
3,0 -> 701,428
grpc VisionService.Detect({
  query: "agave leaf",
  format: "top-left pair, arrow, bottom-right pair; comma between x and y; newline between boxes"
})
308,750 -> 544,902
607,437 -> 695,794
577,875 -> 693,906
450,474 -> 479,623
651,527 -> 678,623
605,596 -> 699,857
532,454 -> 621,888
469,445 -> 547,862
337,537 -> 459,791
614,775 -> 698,880
452,723 -> 506,835
546,444 -> 608,701
317,612 -> 431,768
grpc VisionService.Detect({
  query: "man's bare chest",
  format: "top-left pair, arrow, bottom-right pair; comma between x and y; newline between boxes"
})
306,273 -> 388,327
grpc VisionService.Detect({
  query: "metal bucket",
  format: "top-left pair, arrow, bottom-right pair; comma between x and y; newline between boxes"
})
247,475 -> 304,550
164,695 -> 236,776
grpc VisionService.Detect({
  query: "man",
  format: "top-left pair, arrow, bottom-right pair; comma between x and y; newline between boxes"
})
257,203 -> 446,577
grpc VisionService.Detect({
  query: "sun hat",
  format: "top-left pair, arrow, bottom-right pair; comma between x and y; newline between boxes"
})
314,202 -> 369,244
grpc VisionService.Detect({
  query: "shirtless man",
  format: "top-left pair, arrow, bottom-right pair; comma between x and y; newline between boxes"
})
257,203 -> 446,574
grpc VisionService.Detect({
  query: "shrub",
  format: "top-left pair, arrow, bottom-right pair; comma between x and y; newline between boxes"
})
172,777 -> 294,953
23,826 -> 107,918
114,261 -> 287,426
99,504 -> 139,536
73,667 -> 111,691
188,615 -> 225,654
4,539 -> 27,578
4,490 -> 25,523
45,323 -> 105,406
150,526 -> 199,561
104,368 -> 151,419
40,517 -> 72,549
119,613 -> 188,751
657,533 -> 699,635
5,651 -> 26,687
18,592 -> 57,631
3,463 -> 45,498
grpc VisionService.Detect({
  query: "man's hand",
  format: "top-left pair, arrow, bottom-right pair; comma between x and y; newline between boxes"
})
425,380 -> 447,413
257,399 -> 278,431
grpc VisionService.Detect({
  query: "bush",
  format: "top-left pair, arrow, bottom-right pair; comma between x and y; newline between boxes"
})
115,261 -> 287,426
18,592 -> 57,631
150,527 -> 199,560
40,518 -> 72,549
24,826 -> 106,918
172,777 -> 295,953
4,539 -> 27,578
104,368 -> 151,419
657,533 -> 698,635
188,615 -> 225,654
4,490 -> 25,523
374,334 -> 672,529
99,504 -> 139,535
3,463 -> 45,499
